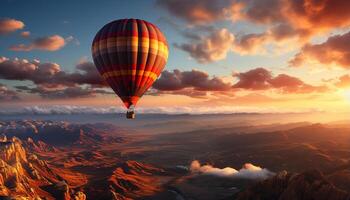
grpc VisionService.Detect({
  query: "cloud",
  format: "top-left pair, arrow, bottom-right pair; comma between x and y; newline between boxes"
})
161,0 -> 350,56
72,61 -> 104,86
156,0 -> 240,24
243,0 -> 350,37
174,28 -> 234,63
237,0 -> 350,55
335,74 -> 350,88
233,68 -> 327,93
0,18 -> 24,34
153,89 -> 209,99
233,68 -> 272,90
233,33 -> 269,55
65,35 -> 80,45
0,57 -> 104,88
242,0 -> 282,24
0,56 -> 107,100
289,31 -> 350,68
0,83 -> 20,101
0,56 -> 329,100
0,105 -> 315,115
233,24 -> 301,55
20,31 -> 30,38
190,160 -> 274,179
9,35 -> 66,51
16,85 -> 111,99
154,69 -> 232,92
284,0 -> 350,33
152,67 -> 327,97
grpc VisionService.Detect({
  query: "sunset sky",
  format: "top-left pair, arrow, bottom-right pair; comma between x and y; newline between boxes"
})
0,0 -> 350,114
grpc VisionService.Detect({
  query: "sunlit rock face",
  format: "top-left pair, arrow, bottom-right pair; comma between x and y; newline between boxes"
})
0,136 -> 86,199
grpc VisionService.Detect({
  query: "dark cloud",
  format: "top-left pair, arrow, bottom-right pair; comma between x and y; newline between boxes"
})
153,68 -> 327,98
0,57 -> 104,87
72,61 -> 104,86
269,74 -> 327,93
154,69 -> 232,91
243,0 -> 283,24
9,35 -> 66,51
0,83 -> 20,101
233,68 -> 327,93
290,31 -> 350,68
0,18 -> 24,34
0,56 -> 329,100
153,69 -> 232,98
233,68 -> 272,90
156,0 -> 237,24
174,28 -> 234,63
16,85 -> 112,99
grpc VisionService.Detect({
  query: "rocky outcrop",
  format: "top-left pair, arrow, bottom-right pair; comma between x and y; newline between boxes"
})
25,137 -> 58,153
0,136 -> 86,199
108,161 -> 165,199
235,170 -> 350,200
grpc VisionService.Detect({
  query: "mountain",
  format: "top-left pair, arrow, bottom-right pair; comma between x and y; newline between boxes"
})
235,170 -> 350,200
84,160 -> 167,200
0,120 -> 124,147
0,136 -> 86,199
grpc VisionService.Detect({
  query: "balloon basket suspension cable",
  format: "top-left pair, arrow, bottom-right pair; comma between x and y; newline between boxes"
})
126,105 -> 135,119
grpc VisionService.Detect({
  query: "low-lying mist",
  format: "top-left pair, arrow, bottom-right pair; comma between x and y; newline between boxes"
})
190,160 -> 275,180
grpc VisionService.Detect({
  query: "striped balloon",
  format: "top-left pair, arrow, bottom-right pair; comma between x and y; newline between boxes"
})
92,19 -> 168,109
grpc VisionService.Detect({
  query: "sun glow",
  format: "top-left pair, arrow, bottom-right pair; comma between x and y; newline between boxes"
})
342,89 -> 350,102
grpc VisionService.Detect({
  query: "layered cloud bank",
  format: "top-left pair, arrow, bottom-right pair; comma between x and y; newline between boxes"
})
190,160 -> 275,180
158,0 -> 350,63
0,105 -> 319,115
0,56 -> 331,101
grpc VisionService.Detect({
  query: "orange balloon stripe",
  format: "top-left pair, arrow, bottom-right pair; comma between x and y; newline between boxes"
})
101,70 -> 159,81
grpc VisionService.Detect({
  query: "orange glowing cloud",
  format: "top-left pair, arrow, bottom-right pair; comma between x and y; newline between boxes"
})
290,31 -> 350,68
10,35 -> 66,51
174,28 -> 235,63
0,18 -> 24,34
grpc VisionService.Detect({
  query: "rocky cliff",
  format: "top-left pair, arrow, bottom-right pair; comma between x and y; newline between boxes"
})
0,136 -> 86,200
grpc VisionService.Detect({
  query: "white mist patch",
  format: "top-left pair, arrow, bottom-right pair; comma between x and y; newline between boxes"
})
190,160 -> 275,180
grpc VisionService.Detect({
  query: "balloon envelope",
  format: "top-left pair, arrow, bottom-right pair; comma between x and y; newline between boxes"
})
92,19 -> 168,108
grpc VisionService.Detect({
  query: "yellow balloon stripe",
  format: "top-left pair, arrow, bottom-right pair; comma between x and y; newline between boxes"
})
102,70 -> 159,81
92,37 -> 169,60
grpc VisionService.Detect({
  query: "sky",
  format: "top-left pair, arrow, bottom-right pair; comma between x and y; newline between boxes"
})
0,0 -> 350,114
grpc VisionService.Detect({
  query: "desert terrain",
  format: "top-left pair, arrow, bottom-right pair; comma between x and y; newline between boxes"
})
0,115 -> 349,200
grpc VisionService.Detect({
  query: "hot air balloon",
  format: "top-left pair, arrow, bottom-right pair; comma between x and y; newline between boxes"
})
92,19 -> 169,119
